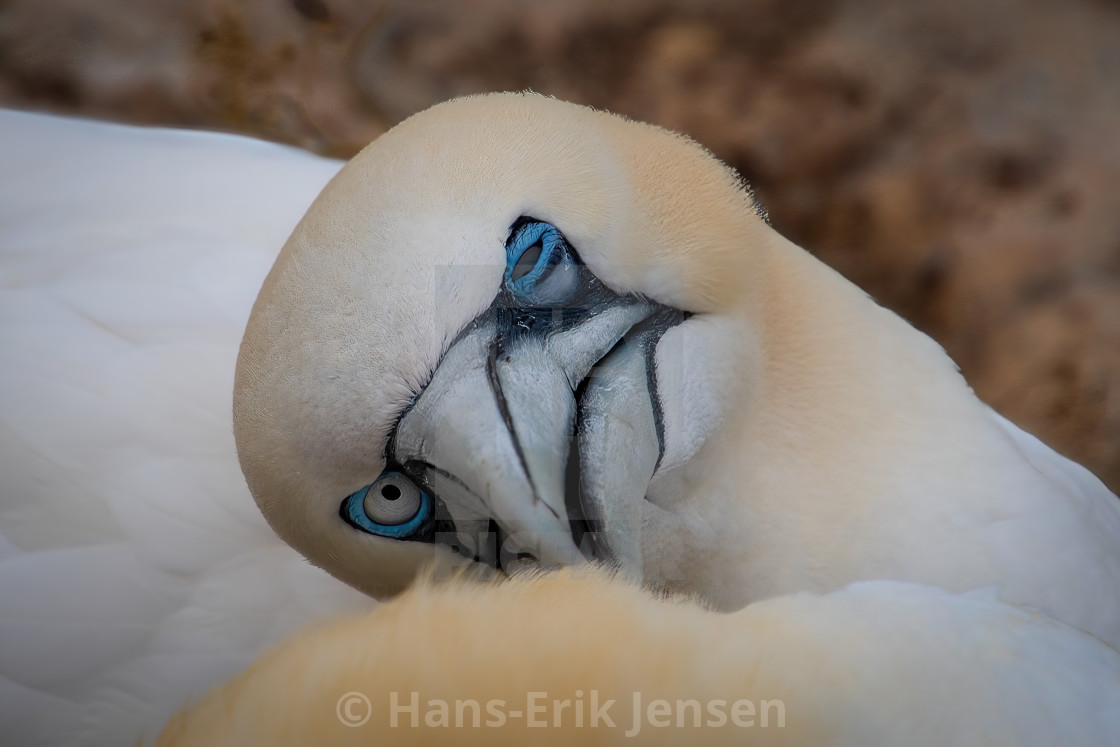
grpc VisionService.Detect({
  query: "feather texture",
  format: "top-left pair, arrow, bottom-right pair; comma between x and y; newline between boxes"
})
155,569 -> 1120,747
4,98 -> 1120,745
231,92 -> 1120,647
0,110 -> 372,747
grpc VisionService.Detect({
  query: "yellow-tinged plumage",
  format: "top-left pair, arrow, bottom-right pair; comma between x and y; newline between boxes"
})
216,92 -> 1120,743
156,569 -> 1120,746
234,92 -> 1120,648
7,94 -> 1117,747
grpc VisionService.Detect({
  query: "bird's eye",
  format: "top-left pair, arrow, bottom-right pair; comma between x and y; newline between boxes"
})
504,220 -> 581,306
341,471 -> 431,539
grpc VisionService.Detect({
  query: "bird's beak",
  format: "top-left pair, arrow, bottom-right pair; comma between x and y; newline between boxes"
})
392,295 -> 683,574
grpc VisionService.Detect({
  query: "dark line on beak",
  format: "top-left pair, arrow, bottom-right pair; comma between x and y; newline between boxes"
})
485,336 -> 559,518
404,459 -> 482,504
629,308 -> 687,475
385,314 -> 491,465
565,398 -> 601,562
645,341 -> 668,476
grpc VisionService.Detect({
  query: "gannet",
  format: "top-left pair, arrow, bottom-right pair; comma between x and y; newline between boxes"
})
233,93 -> 1120,648
4,93 -> 1118,746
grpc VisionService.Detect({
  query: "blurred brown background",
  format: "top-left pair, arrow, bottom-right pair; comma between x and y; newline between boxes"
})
2,0 -> 1118,491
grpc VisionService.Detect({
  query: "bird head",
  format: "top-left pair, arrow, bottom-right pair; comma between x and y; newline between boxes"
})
234,92 -> 938,605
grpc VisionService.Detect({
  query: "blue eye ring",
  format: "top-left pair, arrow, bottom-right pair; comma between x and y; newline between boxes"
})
504,220 -> 581,306
342,471 -> 431,539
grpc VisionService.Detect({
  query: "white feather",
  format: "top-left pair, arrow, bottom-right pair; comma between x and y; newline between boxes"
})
0,110 -> 372,747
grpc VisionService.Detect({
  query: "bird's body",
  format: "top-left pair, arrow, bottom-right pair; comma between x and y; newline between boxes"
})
156,569 -> 1120,747
0,110 -> 370,746
2,94 -> 1119,746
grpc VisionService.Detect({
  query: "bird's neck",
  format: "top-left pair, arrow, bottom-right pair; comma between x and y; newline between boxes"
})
718,233 -> 1027,598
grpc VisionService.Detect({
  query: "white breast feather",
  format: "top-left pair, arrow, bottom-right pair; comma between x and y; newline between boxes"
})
0,110 -> 373,747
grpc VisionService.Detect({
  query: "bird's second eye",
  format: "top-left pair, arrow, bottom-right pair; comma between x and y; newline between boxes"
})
342,471 -> 431,539
504,220 -> 581,306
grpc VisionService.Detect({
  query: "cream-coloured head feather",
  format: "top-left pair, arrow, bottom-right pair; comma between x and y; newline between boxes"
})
234,92 -> 1120,649
234,92 -> 771,596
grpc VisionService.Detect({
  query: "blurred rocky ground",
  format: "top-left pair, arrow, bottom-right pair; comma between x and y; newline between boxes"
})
2,0 -> 1118,491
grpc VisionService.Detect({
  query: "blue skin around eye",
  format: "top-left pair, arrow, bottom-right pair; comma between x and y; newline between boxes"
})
344,481 -> 431,538
504,222 -> 576,303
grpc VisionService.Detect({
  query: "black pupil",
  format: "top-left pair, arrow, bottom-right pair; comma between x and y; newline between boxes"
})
381,484 -> 402,501
511,241 -> 543,282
